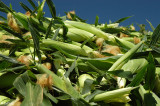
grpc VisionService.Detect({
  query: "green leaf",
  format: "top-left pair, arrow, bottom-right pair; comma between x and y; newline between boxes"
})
94,16 -> 99,27
0,72 -> 19,89
0,1 -> 14,13
0,65 -> 26,73
46,0 -> 56,18
114,16 -> 133,23
0,54 -> 20,64
56,94 -> 71,100
52,27 -> 60,40
85,90 -> 103,102
37,0 -> 46,19
28,18 -> 41,63
43,89 -> 58,104
151,46 -> 160,54
80,35 -> 95,48
150,24 -> 160,47
144,52 -> 156,91
0,16 -> 6,21
128,64 -> 148,87
0,24 -> 25,41
102,28 -> 123,34
20,2 -> 33,13
146,19 -> 155,31
45,18 -> 53,39
13,71 -> 31,96
107,70 -> 133,80
122,58 -> 148,74
109,41 -> 144,71
82,79 -> 94,95
139,85 -> 160,106
71,98 -> 90,106
0,7 -> 8,13
64,57 -> 77,78
27,0 -> 37,9
21,82 -> 43,106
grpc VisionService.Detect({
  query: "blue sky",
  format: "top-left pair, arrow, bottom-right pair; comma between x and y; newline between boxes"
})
1,0 -> 160,31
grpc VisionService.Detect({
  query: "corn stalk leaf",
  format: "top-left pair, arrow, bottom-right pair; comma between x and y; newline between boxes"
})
144,52 -> 156,91
0,16 -> 6,21
95,16 -> 99,27
0,65 -> 26,73
146,19 -> 155,31
82,79 -> 94,95
37,0 -> 46,19
114,16 -> 133,23
13,71 -> 32,96
21,82 -> 43,106
27,0 -> 37,9
128,64 -> 148,87
150,24 -> 160,47
43,88 -> 58,104
28,18 -> 41,63
46,0 -> 56,18
20,2 -> 33,13
139,85 -> 160,106
64,57 -> 77,78
107,70 -> 133,80
0,7 -> 7,13
0,72 -> 19,89
0,24 -> 25,41
45,18 -> 53,39
85,90 -> 103,102
151,46 -> 160,54
52,27 -> 60,40
0,54 -> 20,64
109,41 -> 144,71
0,1 -> 14,13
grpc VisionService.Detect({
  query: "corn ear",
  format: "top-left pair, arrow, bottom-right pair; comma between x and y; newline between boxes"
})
108,41 -> 144,71
59,28 -> 95,42
41,39 -> 89,56
92,87 -> 137,102
64,20 -> 135,49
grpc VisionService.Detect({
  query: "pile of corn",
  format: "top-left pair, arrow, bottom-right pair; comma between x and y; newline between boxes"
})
0,0 -> 160,106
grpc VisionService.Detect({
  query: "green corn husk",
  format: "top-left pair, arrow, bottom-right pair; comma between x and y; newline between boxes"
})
41,39 -> 91,56
64,20 -> 135,49
36,63 -> 67,92
78,74 -> 94,88
0,95 -> 10,105
108,41 -> 144,71
122,58 -> 148,74
153,74 -> 160,95
59,28 -> 95,42
71,41 -> 93,54
13,12 -> 49,32
139,85 -> 160,105
92,87 -> 137,102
